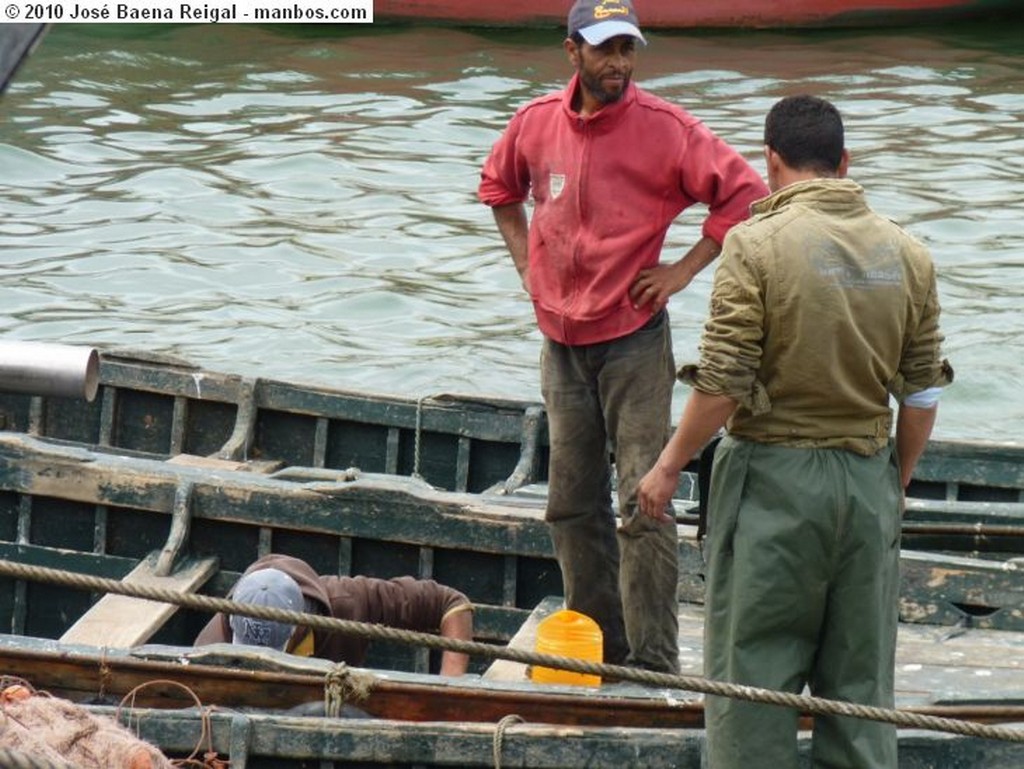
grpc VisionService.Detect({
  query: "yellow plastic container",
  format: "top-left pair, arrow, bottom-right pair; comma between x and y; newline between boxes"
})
530,609 -> 603,686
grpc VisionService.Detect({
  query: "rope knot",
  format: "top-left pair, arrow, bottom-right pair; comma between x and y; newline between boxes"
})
324,663 -> 375,718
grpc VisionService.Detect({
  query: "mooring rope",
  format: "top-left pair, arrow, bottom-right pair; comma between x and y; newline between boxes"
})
412,394 -> 429,481
492,714 -> 524,769
323,662 -> 374,716
1,560 -> 1022,744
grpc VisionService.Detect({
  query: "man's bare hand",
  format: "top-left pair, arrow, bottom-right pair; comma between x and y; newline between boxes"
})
629,262 -> 689,311
637,462 -> 679,523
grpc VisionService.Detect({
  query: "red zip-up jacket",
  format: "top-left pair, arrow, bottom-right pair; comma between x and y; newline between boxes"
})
479,74 -> 768,346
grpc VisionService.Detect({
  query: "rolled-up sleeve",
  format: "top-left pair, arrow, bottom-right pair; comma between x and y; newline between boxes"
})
679,235 -> 772,414
478,112 -> 531,208
891,263 -> 954,400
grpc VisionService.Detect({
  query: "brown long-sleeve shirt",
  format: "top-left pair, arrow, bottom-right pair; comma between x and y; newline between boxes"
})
194,553 -> 472,665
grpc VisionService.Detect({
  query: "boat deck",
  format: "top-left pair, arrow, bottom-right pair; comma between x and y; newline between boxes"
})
486,597 -> 1024,712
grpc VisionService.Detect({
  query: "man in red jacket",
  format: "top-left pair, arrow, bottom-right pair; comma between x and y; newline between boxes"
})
478,0 -> 767,674
194,554 -> 474,676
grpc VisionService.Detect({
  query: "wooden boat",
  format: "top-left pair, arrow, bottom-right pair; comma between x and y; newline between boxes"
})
1,348 -> 1023,648
1,350 -> 1023,765
2,601 -> 1024,767
371,0 -> 1024,29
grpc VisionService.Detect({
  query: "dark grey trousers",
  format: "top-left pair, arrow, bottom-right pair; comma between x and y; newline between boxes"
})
541,312 -> 680,673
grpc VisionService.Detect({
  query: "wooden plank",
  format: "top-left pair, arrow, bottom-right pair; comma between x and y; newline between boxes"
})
483,596 -> 562,682
1,638 -> 707,729
914,439 -> 1024,493
59,552 -> 217,648
11,355 -> 1024,503
92,707 -> 710,768
0,433 -> 557,558
71,704 -> 1024,769
166,453 -> 249,471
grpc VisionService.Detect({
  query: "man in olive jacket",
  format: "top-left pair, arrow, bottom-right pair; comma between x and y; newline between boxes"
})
194,553 -> 473,676
637,95 -> 952,768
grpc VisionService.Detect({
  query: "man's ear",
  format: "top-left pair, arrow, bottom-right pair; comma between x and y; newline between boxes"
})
837,148 -> 850,179
763,145 -> 783,191
564,37 -> 580,66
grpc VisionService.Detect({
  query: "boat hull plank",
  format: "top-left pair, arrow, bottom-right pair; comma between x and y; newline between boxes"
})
3,432 -> 1024,663
79,706 -> 1024,768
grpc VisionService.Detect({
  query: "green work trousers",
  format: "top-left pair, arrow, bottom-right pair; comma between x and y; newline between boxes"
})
541,312 -> 680,673
704,436 -> 901,769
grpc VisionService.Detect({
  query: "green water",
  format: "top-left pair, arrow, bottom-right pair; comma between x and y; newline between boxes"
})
0,21 -> 1021,442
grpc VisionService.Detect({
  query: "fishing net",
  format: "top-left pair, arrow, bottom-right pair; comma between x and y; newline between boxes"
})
0,681 -> 173,769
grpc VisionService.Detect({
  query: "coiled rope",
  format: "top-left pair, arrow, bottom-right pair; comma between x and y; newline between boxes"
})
1,560 -> 1022,744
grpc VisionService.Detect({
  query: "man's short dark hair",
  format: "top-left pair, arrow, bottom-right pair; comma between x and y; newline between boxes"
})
764,95 -> 844,175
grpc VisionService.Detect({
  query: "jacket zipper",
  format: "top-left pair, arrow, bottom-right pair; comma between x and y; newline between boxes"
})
565,116 -> 590,345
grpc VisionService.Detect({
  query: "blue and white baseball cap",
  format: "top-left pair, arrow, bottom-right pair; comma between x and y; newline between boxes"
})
228,568 -> 304,651
568,0 -> 646,46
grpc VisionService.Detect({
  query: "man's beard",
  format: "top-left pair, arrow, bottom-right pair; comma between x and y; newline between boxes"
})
580,70 -> 630,106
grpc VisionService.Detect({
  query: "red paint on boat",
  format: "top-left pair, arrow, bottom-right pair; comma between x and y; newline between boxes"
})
374,0 -> 1019,29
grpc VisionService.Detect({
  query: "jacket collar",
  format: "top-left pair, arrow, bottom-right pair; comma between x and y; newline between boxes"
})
753,178 -> 865,215
561,72 -> 636,129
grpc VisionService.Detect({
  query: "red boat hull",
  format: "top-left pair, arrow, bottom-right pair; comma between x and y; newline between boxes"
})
374,0 -> 1020,29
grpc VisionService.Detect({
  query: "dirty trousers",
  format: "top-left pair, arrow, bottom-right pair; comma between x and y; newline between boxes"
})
541,312 -> 680,673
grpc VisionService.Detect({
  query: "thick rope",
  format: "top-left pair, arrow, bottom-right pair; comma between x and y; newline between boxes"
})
412,394 -> 428,481
115,679 -> 213,767
492,714 -> 524,769
1,560 -> 1023,743
324,662 -> 374,716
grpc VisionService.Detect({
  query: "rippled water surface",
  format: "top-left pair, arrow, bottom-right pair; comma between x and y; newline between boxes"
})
1,22 -> 1022,442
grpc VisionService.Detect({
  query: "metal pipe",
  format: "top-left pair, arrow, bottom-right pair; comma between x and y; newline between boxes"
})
0,341 -> 99,402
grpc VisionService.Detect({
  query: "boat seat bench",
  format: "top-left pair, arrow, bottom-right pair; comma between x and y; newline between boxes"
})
482,595 -> 563,682
59,552 -> 218,649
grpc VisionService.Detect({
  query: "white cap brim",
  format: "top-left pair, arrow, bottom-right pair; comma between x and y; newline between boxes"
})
579,20 -> 646,46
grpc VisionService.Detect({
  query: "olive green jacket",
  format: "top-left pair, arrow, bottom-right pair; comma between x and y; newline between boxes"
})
682,178 -> 953,456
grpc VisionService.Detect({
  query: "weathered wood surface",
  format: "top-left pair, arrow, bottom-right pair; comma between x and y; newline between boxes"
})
0,351 -> 546,493
59,553 -> 217,648
120,707 -> 708,769
898,550 -> 1024,629
2,432 -> 1024,654
2,351 -> 1021,502
4,627 -> 1024,767
485,597 -> 1024,714
0,635 -> 705,729
89,704 -> 1024,769
0,433 -> 552,556
482,596 -> 558,683
4,624 -> 1024,729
